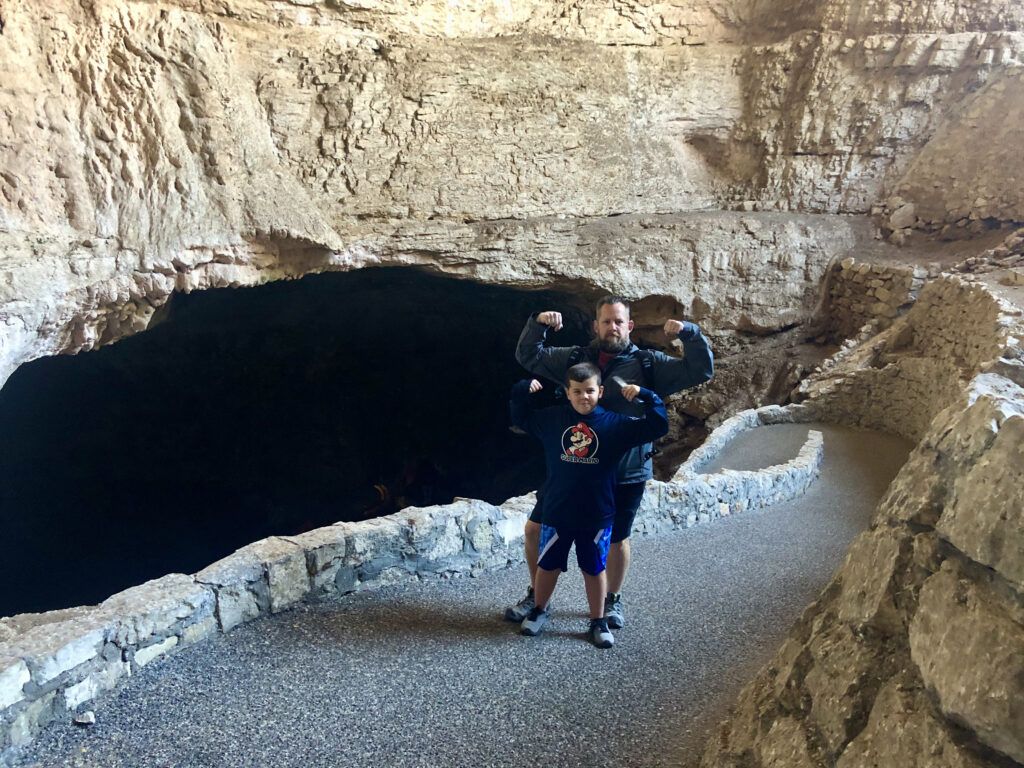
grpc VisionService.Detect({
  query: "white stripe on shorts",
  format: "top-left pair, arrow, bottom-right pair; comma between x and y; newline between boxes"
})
538,532 -> 560,562
594,528 -> 606,544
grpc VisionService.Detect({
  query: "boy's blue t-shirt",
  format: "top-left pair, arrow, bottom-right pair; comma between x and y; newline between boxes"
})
509,380 -> 668,530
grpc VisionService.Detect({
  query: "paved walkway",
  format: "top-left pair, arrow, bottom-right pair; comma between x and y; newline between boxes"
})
13,424 -> 910,768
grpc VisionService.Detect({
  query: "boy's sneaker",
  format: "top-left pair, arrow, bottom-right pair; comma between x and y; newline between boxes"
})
520,606 -> 550,636
504,588 -> 536,622
589,618 -> 614,649
605,592 -> 625,629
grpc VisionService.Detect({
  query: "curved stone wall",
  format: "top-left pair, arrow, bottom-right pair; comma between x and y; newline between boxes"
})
822,257 -> 925,341
0,403 -> 826,760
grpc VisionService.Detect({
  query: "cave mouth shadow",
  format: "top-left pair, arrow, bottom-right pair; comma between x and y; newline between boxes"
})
0,267 -> 594,616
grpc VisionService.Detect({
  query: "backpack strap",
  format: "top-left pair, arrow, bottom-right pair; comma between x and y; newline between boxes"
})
635,349 -> 656,390
634,350 -> 660,459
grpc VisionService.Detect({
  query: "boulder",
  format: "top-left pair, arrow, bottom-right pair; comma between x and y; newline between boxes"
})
937,413 -> 1024,590
835,527 -> 907,633
889,203 -> 917,230
909,563 -> 1024,763
837,679 -> 988,768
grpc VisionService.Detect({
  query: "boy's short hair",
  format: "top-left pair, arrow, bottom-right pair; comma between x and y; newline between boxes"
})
566,362 -> 601,386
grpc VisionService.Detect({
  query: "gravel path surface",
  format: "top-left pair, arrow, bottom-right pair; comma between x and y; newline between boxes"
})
700,423 -> 821,473
13,424 -> 909,768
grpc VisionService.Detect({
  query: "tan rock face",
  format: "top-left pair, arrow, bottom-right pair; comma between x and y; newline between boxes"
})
2,0 -> 1024,388
803,623 -> 884,756
890,70 -> 1024,230
937,410 -> 1024,590
703,288 -> 1024,768
836,679 -> 988,768
910,562 -> 1024,764
834,527 -> 906,633
259,39 -> 736,221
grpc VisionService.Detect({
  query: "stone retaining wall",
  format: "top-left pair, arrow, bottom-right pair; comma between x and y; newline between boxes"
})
0,411 -> 826,762
640,409 -> 824,535
798,276 -> 1013,442
0,497 -> 530,758
824,258 -> 925,341
700,276 -> 1024,768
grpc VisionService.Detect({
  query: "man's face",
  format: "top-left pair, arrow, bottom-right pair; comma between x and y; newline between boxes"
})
594,303 -> 634,354
567,375 -> 604,416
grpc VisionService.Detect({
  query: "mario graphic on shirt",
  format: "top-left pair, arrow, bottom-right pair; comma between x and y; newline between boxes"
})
561,422 -> 600,464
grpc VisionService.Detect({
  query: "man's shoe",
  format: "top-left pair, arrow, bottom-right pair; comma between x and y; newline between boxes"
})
520,606 -> 550,636
504,588 -> 536,622
589,618 -> 614,649
604,592 -> 625,629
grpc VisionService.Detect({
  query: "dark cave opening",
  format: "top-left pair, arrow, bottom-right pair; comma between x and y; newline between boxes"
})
0,267 -> 593,616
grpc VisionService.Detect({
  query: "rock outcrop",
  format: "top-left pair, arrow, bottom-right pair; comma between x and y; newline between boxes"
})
701,277 -> 1024,768
3,0 -> 1024,387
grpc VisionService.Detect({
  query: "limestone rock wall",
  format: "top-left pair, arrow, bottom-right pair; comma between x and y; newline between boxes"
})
0,211 -> 860,390
701,277 -> 1024,768
730,0 -> 1024,217
726,29 -> 1024,215
3,0 -> 1024,391
881,69 -> 1024,238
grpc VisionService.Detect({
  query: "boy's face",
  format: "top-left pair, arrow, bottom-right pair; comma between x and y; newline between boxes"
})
567,375 -> 603,416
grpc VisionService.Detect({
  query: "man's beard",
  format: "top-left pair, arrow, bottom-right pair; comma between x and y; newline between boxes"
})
598,336 -> 629,354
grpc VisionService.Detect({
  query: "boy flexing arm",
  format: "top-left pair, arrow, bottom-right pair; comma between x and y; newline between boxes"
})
509,364 -> 667,648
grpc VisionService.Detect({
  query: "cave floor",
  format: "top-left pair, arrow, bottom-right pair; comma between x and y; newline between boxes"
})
12,425 -> 910,768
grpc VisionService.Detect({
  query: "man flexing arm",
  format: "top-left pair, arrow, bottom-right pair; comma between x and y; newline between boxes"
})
506,297 -> 713,626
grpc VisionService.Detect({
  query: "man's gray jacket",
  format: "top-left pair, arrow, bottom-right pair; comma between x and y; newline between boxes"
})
515,316 -> 714,484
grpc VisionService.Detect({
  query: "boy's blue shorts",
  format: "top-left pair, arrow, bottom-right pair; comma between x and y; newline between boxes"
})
537,524 -> 613,576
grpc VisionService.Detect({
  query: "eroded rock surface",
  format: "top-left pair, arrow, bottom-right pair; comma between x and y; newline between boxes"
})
3,0 -> 1024,387
702,285 -> 1024,768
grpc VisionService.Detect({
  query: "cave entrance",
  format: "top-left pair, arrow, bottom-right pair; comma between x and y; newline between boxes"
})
0,267 -> 593,616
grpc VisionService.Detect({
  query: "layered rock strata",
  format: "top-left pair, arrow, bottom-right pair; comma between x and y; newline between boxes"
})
4,0 -> 1024,386
0,209 -> 861,393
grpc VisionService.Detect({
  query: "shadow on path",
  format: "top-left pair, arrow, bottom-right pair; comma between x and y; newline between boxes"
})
12,424 -> 910,768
